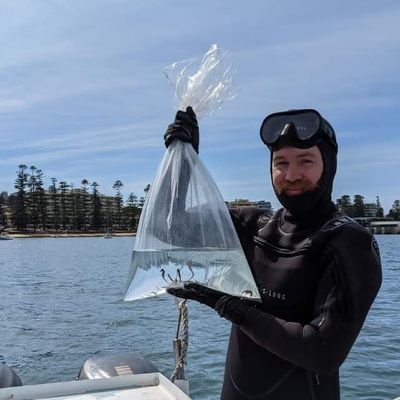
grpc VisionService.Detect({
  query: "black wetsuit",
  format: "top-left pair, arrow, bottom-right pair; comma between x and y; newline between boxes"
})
222,206 -> 382,400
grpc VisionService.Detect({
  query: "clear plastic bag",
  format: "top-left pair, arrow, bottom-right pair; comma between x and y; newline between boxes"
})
124,44 -> 260,301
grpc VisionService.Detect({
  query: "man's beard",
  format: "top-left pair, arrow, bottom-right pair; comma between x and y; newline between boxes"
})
274,179 -> 318,196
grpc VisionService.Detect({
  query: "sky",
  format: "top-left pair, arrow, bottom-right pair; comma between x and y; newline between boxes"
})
1,0 -> 399,214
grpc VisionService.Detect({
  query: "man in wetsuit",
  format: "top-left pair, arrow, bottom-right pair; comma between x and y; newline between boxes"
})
165,107 -> 382,399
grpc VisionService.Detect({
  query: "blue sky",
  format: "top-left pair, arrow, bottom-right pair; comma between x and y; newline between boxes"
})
1,0 -> 399,213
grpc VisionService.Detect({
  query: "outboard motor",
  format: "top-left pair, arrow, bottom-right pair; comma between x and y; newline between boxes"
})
0,365 -> 23,388
77,352 -> 159,380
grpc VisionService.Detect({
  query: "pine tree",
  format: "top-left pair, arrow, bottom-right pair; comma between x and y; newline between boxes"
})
337,195 -> 354,216
90,182 -> 103,230
35,169 -> 47,230
353,195 -> 365,217
376,196 -> 384,218
112,180 -> 124,230
125,192 -> 139,230
27,165 -> 39,232
0,193 -> 7,229
81,179 -> 90,231
59,181 -> 70,230
388,200 -> 400,220
13,164 -> 29,230
49,178 -> 59,230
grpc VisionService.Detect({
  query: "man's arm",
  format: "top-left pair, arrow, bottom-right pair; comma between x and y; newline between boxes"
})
239,225 -> 382,374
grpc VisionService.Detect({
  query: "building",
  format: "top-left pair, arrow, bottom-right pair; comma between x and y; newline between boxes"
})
4,188 -> 122,231
354,217 -> 399,234
227,198 -> 273,214
364,202 -> 379,217
369,220 -> 399,234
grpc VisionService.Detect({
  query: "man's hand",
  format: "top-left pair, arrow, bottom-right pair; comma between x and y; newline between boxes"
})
167,282 -> 255,326
215,295 -> 254,326
166,282 -> 223,309
164,106 -> 199,153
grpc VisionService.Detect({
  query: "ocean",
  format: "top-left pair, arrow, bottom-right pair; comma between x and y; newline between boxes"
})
0,235 -> 399,399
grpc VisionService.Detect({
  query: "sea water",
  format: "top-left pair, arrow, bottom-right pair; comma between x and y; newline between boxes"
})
124,249 -> 261,301
0,236 -> 399,399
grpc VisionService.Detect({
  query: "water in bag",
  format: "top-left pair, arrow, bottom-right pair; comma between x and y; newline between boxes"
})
124,141 -> 261,301
125,248 -> 259,301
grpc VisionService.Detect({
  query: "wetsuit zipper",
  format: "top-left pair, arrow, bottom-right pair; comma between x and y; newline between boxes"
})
307,371 -> 317,400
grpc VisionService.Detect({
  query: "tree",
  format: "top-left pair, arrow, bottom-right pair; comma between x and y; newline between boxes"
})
353,195 -> 365,218
125,192 -> 139,231
35,169 -> 47,230
80,179 -> 90,230
90,182 -> 103,230
27,165 -> 39,232
13,164 -> 29,230
0,193 -> 7,229
112,180 -> 124,230
49,178 -> 59,230
59,181 -> 70,230
388,200 -> 400,220
337,195 -> 354,216
375,196 -> 384,218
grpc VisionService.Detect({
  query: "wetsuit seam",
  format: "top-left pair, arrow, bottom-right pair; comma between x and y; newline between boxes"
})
318,285 -> 336,328
253,235 -> 311,256
307,371 -> 317,400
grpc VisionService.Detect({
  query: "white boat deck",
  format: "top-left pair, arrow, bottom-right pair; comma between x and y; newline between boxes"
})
0,373 -> 191,400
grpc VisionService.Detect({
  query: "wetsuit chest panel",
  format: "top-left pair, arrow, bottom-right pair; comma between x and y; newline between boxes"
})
252,241 -> 320,322
241,213 -> 322,322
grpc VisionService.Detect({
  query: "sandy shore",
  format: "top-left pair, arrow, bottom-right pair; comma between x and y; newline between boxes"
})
6,232 -> 136,238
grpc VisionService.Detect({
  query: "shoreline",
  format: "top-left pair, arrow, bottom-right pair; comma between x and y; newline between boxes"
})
5,232 -> 136,238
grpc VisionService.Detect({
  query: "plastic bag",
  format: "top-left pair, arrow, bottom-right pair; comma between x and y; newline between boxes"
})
124,44 -> 260,301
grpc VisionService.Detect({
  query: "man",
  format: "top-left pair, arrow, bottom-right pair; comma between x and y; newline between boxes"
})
165,107 -> 382,399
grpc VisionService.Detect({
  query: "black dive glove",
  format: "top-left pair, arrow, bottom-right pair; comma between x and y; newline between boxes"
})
167,283 -> 254,326
166,282 -> 224,309
164,106 -> 199,153
215,295 -> 253,326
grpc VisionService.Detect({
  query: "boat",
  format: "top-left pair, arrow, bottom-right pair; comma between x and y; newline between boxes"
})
0,232 -> 12,240
0,300 -> 191,399
0,352 -> 191,399
104,229 -> 113,239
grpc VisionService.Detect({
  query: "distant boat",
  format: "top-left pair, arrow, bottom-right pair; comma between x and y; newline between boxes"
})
104,230 -> 113,239
0,232 -> 12,240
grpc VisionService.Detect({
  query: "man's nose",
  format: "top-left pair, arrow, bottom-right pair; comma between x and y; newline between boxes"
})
285,164 -> 302,182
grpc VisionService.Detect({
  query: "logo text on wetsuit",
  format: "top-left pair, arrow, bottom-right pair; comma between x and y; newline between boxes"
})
261,288 -> 287,300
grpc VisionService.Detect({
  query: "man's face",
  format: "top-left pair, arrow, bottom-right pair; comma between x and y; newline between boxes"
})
272,145 -> 323,196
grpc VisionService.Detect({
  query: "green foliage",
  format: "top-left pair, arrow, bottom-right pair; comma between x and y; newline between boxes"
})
353,194 -> 365,218
3,166 -> 150,232
12,164 -> 29,230
0,193 -> 7,229
388,200 -> 400,220
90,182 -> 103,230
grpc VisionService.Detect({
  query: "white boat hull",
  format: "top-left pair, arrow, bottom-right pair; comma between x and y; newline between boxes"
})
0,373 -> 191,400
